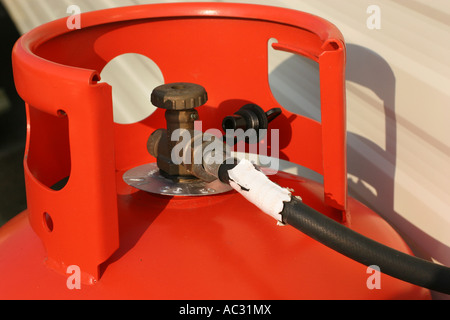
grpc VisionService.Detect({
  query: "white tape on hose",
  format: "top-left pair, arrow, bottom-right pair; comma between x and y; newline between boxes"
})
227,159 -> 292,224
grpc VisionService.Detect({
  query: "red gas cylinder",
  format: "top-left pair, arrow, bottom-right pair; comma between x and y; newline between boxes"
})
0,3 -> 439,300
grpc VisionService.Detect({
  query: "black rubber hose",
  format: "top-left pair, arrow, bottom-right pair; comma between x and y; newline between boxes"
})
281,197 -> 450,295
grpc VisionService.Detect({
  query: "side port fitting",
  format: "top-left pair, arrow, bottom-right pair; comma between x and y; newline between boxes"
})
222,104 -> 281,144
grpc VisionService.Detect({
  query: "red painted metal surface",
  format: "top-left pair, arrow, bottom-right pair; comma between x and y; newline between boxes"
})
0,3 -> 430,299
0,171 -> 430,299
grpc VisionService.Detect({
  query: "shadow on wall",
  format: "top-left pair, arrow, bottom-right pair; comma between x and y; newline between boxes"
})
270,43 -> 450,299
346,43 -> 398,234
345,44 -> 450,265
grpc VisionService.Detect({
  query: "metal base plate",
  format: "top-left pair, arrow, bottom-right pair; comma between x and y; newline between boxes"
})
123,163 -> 233,196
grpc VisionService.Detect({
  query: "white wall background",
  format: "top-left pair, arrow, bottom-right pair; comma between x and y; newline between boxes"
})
3,0 -> 450,299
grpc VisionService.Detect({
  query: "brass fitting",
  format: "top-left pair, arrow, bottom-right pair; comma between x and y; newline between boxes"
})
147,82 -> 221,181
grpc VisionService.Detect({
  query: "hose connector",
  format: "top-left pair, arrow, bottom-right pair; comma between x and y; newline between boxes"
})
222,159 -> 292,225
